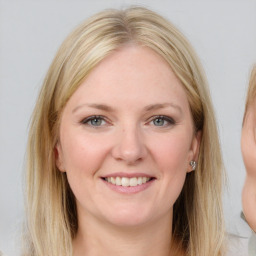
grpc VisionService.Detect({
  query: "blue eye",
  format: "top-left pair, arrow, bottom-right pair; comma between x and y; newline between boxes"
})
151,116 -> 175,127
81,116 -> 106,127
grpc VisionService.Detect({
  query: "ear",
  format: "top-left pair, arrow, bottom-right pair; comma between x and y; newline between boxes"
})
55,142 -> 66,172
187,131 -> 201,173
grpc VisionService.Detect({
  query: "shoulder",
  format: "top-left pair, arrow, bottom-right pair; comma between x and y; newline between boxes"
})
226,231 -> 256,256
248,231 -> 256,256
226,233 -> 249,256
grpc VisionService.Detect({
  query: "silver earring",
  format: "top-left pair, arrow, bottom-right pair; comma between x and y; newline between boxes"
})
190,160 -> 197,171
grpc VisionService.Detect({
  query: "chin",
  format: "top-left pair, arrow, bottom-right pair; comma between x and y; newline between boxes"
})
101,205 -> 163,228
94,203 -> 144,225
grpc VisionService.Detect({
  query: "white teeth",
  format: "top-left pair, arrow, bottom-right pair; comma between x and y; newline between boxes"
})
104,176 -> 152,186
110,177 -> 116,185
129,177 -> 137,186
116,177 -> 121,185
121,177 -> 129,187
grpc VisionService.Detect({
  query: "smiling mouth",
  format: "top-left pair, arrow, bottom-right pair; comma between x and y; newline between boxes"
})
102,177 -> 155,187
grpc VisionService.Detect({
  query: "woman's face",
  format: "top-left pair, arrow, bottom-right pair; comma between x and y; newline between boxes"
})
56,45 -> 200,228
241,102 -> 256,176
241,100 -> 256,231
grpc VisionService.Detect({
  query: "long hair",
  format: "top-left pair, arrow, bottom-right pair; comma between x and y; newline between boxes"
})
23,7 -> 225,256
243,65 -> 256,121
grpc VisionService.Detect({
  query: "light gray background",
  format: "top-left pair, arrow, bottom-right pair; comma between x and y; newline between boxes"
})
1,0 -> 256,255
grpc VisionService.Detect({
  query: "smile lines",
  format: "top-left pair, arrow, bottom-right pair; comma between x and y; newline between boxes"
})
103,177 -> 153,187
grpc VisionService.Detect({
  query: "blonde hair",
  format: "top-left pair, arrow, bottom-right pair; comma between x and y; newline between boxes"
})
23,7 -> 225,256
244,65 -> 256,120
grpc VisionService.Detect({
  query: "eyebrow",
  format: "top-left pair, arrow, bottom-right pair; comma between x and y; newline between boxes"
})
144,103 -> 182,113
72,102 -> 182,114
72,104 -> 114,113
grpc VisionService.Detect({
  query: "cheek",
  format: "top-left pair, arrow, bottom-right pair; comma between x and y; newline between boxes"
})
150,133 -> 192,173
60,131 -> 112,206
148,132 -> 191,205
241,128 -> 256,175
60,130 -> 110,175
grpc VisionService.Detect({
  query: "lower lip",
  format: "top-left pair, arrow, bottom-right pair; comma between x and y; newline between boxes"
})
102,178 -> 155,194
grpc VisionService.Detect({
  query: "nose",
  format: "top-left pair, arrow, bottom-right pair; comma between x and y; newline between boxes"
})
111,126 -> 147,164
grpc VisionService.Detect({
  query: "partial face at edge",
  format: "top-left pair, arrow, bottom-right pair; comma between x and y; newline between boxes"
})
241,101 -> 256,231
241,102 -> 256,176
55,45 -> 201,228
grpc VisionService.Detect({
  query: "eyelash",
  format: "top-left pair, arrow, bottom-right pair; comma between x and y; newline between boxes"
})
81,115 -> 108,127
80,115 -> 176,128
149,115 -> 176,127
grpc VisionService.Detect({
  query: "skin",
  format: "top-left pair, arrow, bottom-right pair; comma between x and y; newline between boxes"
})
241,101 -> 256,232
56,45 -> 200,256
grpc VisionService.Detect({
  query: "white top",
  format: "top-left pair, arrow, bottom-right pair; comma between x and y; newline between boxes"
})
227,231 -> 256,256
249,231 -> 256,256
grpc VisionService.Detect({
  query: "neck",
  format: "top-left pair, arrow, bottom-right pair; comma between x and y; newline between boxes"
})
73,211 -> 182,256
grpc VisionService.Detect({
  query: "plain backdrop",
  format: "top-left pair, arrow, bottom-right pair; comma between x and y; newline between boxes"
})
1,0 -> 256,255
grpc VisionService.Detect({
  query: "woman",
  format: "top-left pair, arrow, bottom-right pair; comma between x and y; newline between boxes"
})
23,7 -> 225,256
241,66 -> 256,255
241,66 -> 256,233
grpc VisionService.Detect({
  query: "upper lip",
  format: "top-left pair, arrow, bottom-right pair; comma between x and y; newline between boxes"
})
102,172 -> 155,178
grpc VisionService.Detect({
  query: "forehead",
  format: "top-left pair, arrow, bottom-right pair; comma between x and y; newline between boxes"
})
65,45 -> 190,111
